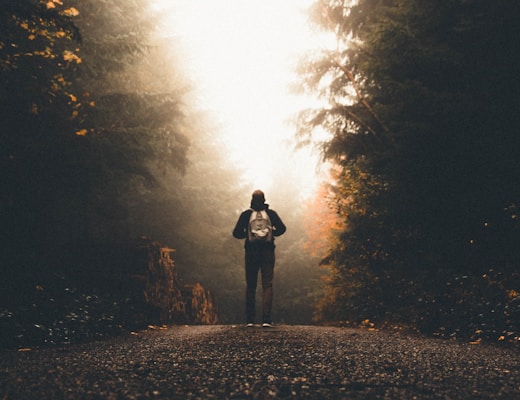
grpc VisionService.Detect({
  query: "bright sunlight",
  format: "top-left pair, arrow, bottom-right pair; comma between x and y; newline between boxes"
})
152,0 -> 323,198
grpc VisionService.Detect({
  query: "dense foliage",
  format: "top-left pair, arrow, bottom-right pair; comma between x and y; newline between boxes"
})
296,0 -> 520,344
0,0 -> 197,347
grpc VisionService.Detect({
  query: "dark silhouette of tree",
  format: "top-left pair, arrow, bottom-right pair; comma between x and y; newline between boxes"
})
1,0 -> 84,262
1,0 -> 192,256
0,0 -> 221,344
296,0 -> 520,342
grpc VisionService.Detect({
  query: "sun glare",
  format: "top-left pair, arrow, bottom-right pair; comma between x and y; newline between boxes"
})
152,0 -> 323,198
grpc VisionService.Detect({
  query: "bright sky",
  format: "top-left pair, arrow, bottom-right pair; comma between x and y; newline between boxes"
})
152,0 -> 323,198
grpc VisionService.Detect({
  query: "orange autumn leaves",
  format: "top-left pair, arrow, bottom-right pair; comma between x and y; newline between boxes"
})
19,1 -> 88,135
302,184 -> 345,259
46,0 -> 79,17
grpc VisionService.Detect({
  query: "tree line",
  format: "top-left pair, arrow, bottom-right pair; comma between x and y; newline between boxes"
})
0,0 -> 323,348
296,0 -> 520,344
3,0 -> 518,348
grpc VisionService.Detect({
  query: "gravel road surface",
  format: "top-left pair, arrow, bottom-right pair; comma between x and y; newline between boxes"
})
1,325 -> 519,399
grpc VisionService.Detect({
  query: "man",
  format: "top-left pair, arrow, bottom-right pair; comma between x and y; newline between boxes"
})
232,190 -> 286,327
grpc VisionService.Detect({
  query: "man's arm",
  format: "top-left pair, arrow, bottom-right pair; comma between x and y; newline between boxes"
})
232,211 -> 250,239
269,210 -> 286,237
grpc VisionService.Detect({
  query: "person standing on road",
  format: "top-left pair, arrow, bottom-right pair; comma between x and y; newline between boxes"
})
232,190 -> 286,327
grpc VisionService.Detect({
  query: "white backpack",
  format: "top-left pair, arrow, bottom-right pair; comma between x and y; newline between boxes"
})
248,210 -> 273,242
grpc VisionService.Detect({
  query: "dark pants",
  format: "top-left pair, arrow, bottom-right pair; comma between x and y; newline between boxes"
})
245,245 -> 275,323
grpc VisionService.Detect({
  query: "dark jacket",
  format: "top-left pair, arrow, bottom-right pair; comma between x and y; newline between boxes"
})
232,204 -> 286,249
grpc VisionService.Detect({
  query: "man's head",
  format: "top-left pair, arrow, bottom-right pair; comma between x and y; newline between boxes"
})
250,190 -> 266,210
251,190 -> 265,203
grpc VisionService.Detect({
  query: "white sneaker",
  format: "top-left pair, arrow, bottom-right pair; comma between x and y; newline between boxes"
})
262,322 -> 274,328
246,323 -> 254,327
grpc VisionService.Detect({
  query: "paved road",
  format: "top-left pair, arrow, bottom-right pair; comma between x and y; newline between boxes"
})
1,325 -> 519,399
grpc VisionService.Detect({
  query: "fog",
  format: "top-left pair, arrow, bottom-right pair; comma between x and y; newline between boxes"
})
146,0 -> 326,322
132,0 -> 328,323
0,0 -> 326,345
152,0 -> 323,197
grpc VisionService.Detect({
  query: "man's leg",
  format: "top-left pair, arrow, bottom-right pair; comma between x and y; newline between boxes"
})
245,251 -> 260,324
260,248 -> 275,324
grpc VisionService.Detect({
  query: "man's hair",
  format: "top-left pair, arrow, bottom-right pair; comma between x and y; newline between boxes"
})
251,190 -> 265,202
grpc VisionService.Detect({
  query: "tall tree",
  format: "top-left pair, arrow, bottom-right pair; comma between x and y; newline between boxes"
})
0,0 -> 195,297
62,0 -> 192,246
296,0 -> 520,336
0,0 -> 83,257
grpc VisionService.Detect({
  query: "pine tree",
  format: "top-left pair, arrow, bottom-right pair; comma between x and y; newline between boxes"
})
297,0 -> 520,335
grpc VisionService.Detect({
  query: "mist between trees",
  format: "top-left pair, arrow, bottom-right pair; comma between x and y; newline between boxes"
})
0,0 -> 323,349
1,0 -> 520,349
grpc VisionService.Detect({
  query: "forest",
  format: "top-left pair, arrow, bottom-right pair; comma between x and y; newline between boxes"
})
0,0 -> 323,349
295,0 -> 520,345
1,0 -> 519,349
